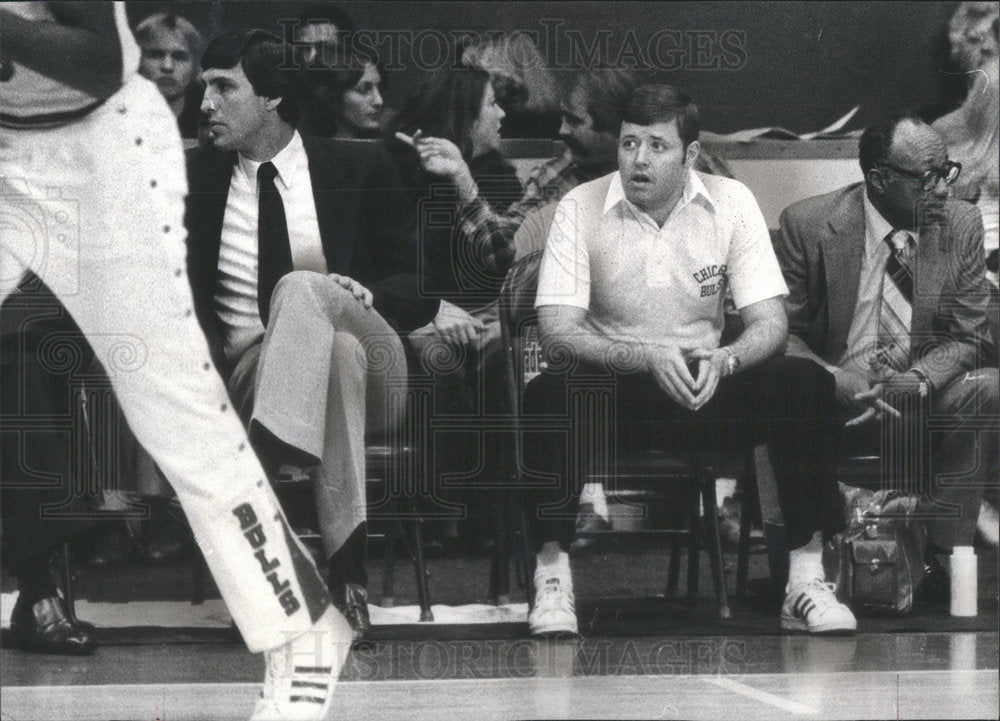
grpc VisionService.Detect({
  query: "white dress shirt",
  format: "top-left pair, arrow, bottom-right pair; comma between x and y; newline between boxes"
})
215,131 -> 328,364
836,193 -> 906,378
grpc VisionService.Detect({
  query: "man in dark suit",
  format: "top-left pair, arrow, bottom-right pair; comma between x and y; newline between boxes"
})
776,111 -> 998,566
186,30 -> 436,640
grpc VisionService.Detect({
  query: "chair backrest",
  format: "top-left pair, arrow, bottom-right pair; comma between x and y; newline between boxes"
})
498,250 -> 546,417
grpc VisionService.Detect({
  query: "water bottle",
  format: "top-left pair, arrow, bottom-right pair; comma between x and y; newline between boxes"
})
949,546 -> 978,617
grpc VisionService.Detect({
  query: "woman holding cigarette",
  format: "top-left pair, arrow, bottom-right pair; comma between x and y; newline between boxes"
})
387,66 -> 522,549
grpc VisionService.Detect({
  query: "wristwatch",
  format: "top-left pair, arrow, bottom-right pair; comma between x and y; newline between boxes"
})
722,347 -> 741,377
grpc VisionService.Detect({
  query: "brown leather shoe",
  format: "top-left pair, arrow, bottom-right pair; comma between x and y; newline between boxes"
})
9,596 -> 97,655
332,583 -> 371,641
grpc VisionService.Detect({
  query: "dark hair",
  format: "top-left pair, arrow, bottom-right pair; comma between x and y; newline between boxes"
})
858,110 -> 923,175
134,12 -> 204,59
307,47 -> 383,97
201,30 -> 300,125
295,3 -> 357,36
574,67 -> 640,134
389,66 -> 492,160
621,84 -> 699,150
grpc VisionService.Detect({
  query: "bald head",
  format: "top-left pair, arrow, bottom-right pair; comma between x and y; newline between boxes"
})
886,119 -> 949,174
863,116 -> 956,230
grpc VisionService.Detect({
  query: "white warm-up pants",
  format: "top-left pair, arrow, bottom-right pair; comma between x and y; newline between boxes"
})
0,75 -> 347,653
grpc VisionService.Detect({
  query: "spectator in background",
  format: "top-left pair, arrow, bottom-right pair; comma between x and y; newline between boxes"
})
298,49 -> 385,139
135,12 -> 204,139
291,2 -> 356,68
386,66 -> 522,548
462,33 -> 562,139
931,1 -> 999,286
512,68 -> 734,260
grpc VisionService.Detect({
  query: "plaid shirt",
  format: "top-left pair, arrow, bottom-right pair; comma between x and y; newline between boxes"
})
457,149 -> 601,279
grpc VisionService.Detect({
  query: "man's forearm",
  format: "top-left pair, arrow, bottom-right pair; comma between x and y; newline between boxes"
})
0,4 -> 122,99
541,319 -> 647,372
725,317 -> 787,371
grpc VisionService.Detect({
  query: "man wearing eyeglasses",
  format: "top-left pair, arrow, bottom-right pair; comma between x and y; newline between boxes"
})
776,111 -> 998,575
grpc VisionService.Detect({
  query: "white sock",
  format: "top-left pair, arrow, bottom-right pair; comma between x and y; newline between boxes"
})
579,483 -> 609,519
787,531 -> 825,592
535,543 -> 570,579
716,478 -> 737,508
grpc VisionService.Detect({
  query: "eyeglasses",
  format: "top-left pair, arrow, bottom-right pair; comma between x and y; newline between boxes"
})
879,160 -> 962,191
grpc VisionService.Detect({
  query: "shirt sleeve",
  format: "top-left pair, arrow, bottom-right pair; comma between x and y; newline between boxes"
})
534,192 -> 591,309
725,183 -> 788,309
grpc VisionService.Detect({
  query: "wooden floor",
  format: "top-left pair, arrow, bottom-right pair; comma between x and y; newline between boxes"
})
3,631 -> 997,720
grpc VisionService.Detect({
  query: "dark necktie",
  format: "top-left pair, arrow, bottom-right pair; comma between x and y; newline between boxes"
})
876,230 -> 915,371
256,161 -> 293,325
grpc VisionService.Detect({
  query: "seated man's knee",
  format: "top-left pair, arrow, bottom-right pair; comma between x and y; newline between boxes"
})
940,367 -> 1000,417
272,270 -> 325,305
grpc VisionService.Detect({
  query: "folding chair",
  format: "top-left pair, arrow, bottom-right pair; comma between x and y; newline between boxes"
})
493,250 -> 733,619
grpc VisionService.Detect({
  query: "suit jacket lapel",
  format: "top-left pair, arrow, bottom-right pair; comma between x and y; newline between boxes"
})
198,149 -> 237,250
302,136 -> 355,273
822,185 -> 866,360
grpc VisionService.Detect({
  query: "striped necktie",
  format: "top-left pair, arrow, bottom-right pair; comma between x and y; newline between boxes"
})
875,230 -> 914,371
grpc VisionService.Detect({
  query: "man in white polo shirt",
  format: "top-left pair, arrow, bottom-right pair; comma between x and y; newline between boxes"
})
524,84 -> 855,637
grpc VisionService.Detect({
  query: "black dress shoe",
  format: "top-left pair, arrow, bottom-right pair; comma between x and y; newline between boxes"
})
332,583 -> 371,641
142,528 -> 186,564
86,524 -> 131,569
9,596 -> 97,655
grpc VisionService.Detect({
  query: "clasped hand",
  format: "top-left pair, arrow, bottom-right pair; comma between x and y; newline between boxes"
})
433,300 -> 486,348
646,345 -> 728,411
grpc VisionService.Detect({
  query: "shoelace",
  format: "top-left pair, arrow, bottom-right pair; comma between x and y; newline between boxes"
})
794,580 -> 840,617
534,577 -> 573,610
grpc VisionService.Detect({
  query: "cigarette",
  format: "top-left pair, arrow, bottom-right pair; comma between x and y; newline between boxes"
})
394,131 -> 416,148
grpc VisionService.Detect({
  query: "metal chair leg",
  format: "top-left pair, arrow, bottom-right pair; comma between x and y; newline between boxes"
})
489,492 -> 511,605
686,489 -> 701,598
390,494 -> 432,621
381,513 -> 396,608
701,475 -> 731,619
409,516 -> 433,622
665,528 -> 683,596
60,541 -> 79,623
736,502 -> 753,599
736,471 -> 760,600
518,495 -> 536,608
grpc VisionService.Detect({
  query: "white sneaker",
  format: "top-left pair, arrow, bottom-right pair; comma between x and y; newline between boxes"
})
250,608 -> 352,721
528,574 -> 578,637
781,579 -> 857,635
977,500 -> 999,547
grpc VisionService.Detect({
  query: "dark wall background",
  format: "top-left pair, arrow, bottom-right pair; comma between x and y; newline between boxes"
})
128,1 -> 965,134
